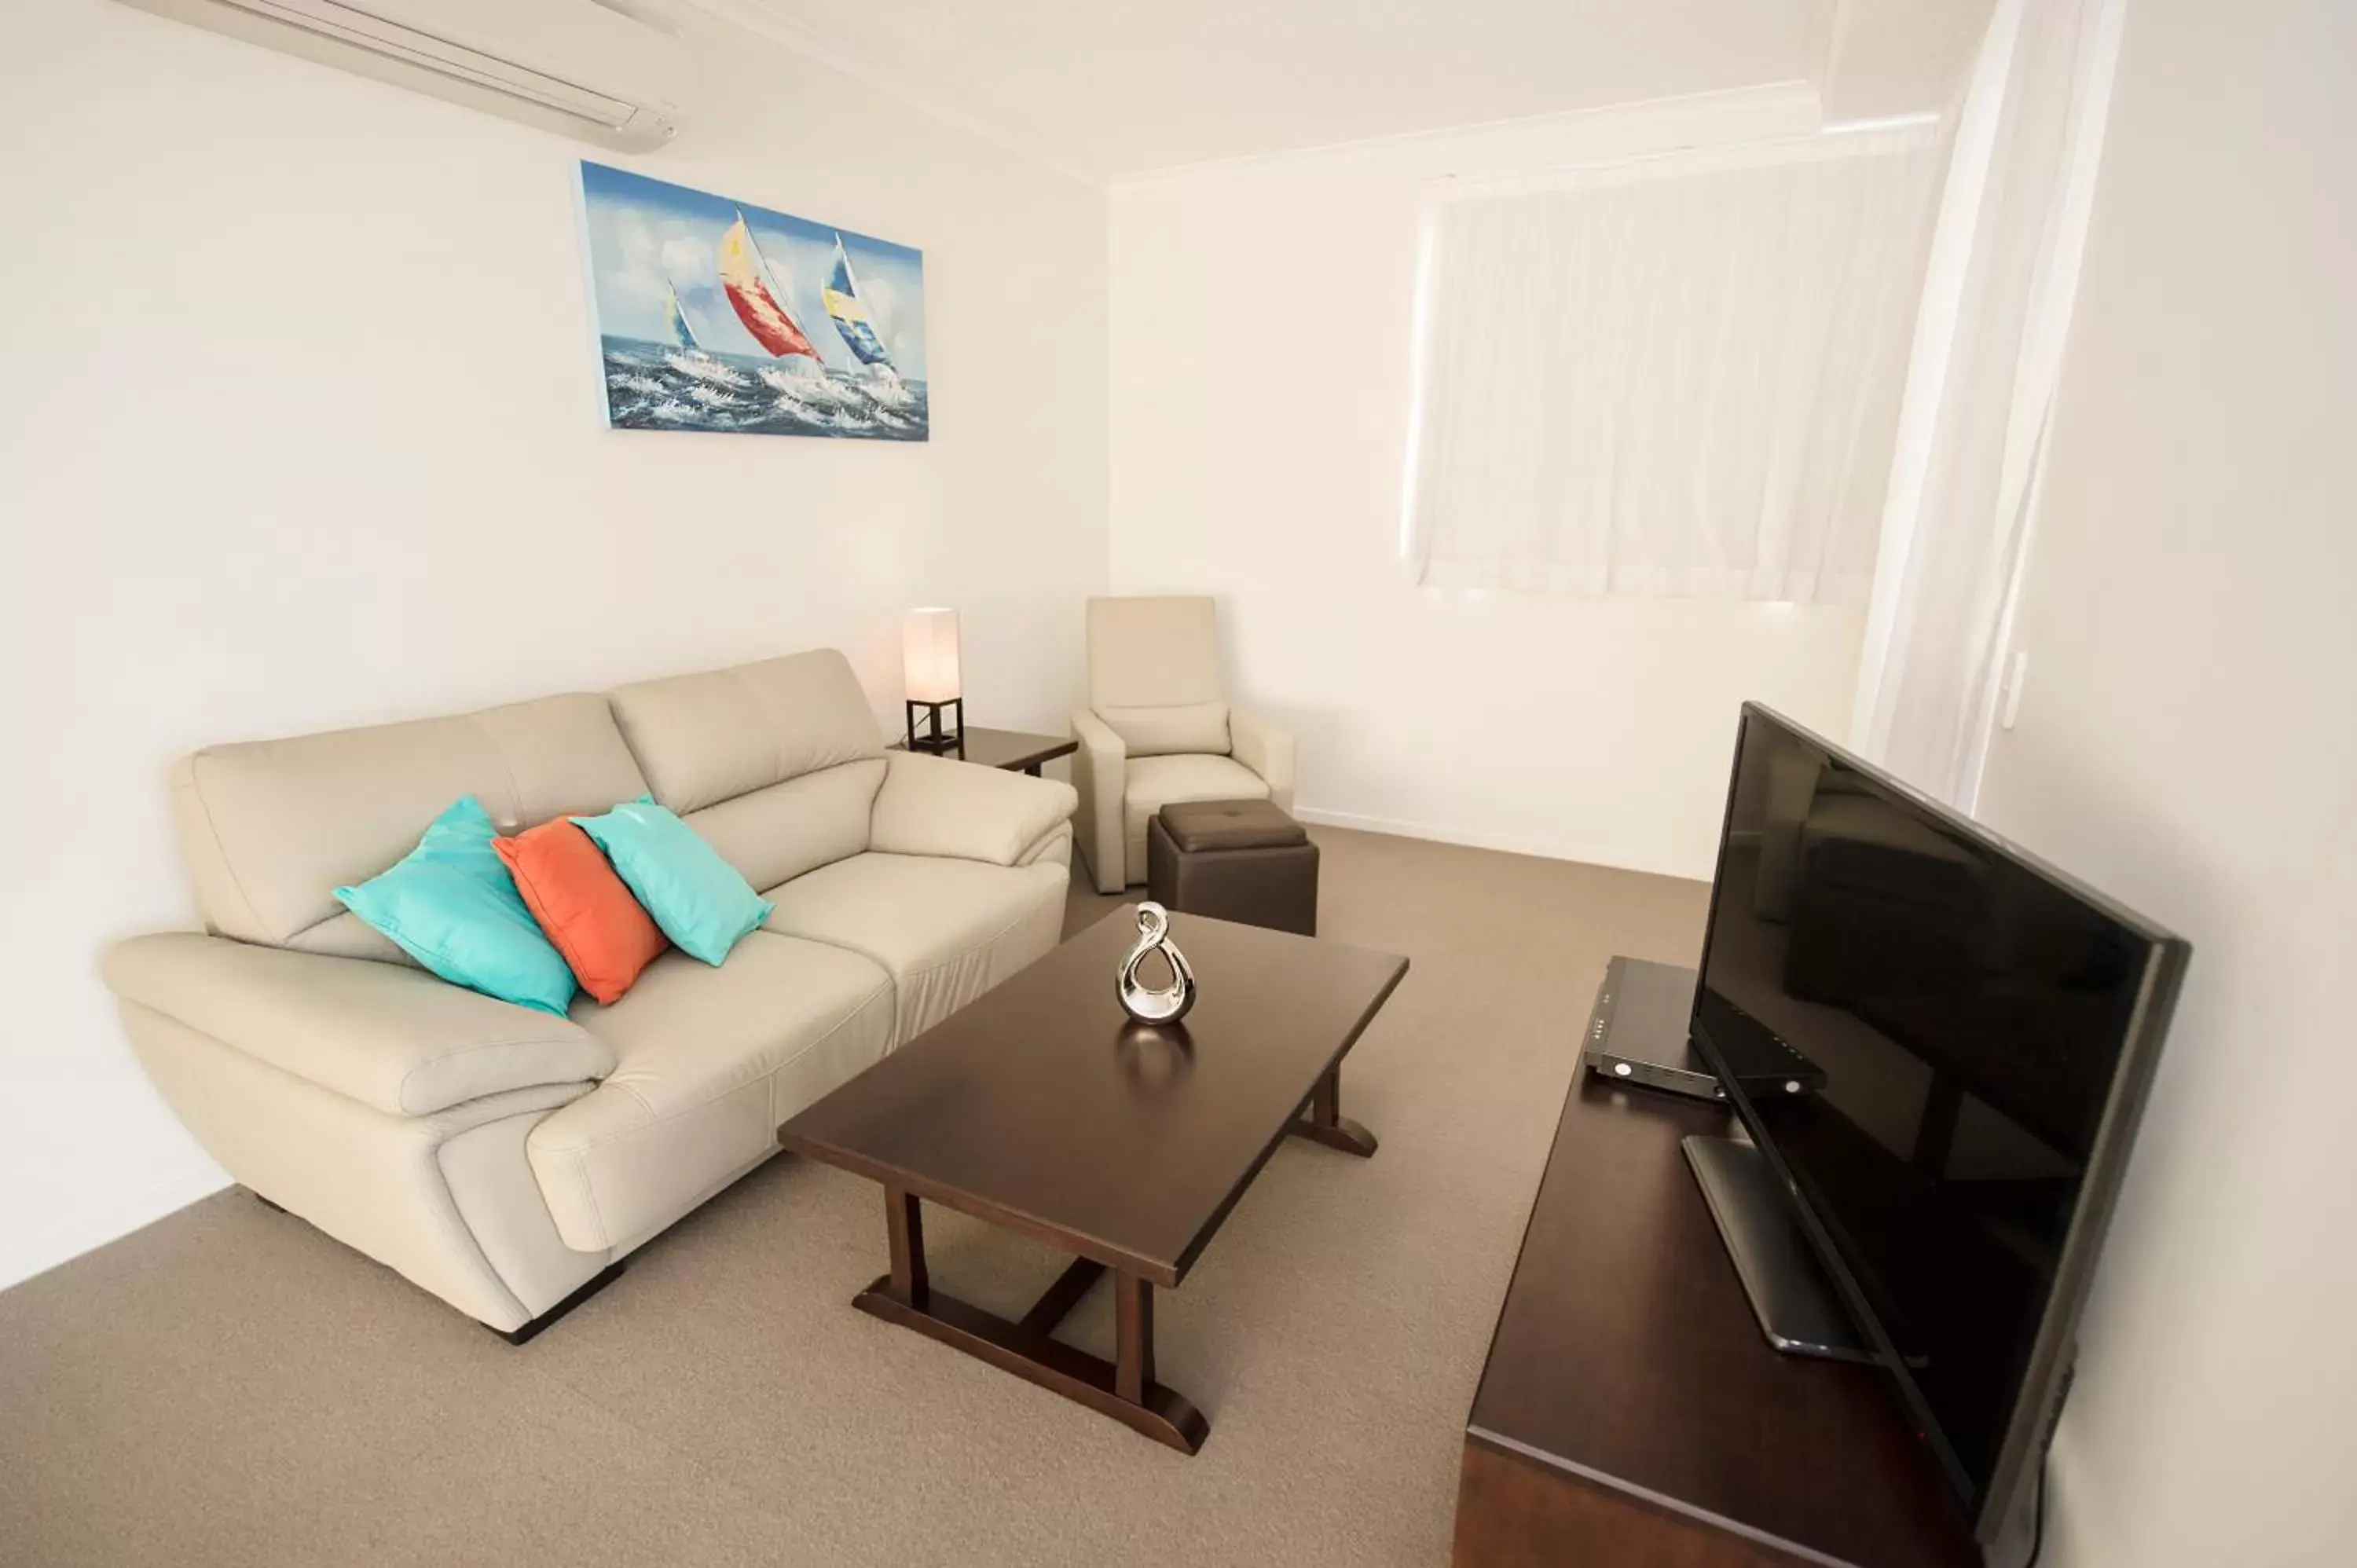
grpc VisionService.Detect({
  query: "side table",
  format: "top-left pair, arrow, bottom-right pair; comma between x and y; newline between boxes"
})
889,726 -> 1080,777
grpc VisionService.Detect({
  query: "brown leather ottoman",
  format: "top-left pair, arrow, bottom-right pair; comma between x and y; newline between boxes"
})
1146,798 -> 1318,936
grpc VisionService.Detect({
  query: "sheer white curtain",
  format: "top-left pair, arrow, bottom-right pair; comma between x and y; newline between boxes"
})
1849,0 -> 2128,806
1402,126 -> 1941,603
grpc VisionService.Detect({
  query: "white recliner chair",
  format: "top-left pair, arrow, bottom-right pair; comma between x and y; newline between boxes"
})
1069,595 -> 1296,893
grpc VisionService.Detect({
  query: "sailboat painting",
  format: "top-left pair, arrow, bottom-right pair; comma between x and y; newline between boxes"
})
576,161 -> 927,441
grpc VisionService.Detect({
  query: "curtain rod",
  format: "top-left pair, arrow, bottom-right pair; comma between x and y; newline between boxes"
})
1425,112 -> 1941,193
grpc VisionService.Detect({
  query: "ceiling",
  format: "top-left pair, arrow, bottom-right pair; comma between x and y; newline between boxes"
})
693,1 -> 1985,182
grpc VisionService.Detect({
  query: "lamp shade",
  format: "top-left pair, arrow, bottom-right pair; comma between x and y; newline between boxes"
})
903,608 -> 962,704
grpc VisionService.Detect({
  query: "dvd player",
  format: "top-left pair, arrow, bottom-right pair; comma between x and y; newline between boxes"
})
1582,956 -> 1824,1104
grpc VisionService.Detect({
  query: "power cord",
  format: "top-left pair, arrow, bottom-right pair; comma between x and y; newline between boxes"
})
2022,1457 -> 2049,1568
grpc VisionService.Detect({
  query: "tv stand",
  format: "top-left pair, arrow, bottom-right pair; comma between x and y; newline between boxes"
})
1450,961 -> 1978,1567
1683,1134 -> 1872,1363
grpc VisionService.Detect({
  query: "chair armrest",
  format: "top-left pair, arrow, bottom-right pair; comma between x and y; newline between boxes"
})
101,933 -> 614,1117
1229,708 -> 1296,811
1069,708 -> 1129,893
867,750 -> 1078,867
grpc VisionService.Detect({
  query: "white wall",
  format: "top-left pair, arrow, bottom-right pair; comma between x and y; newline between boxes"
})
1811,0 -> 1992,123
1108,87 -> 1871,881
1971,2 -> 2355,1564
0,0 -> 1106,1288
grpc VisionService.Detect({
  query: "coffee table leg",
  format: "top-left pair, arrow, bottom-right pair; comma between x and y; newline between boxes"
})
885,1186 -> 929,1306
852,1223 -> 1211,1456
1115,1273 -> 1153,1404
1291,1064 -> 1380,1157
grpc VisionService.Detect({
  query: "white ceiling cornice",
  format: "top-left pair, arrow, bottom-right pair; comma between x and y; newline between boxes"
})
678,0 -> 1107,188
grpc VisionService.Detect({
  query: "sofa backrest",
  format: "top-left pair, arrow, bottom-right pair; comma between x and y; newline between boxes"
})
605,649 -> 885,894
174,694 -> 650,962
1085,595 -> 1230,757
171,648 -> 889,962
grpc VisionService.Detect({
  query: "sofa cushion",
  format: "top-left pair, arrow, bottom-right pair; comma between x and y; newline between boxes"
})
525,933 -> 893,1252
1087,596 -> 1233,757
493,819 -> 668,1006
174,694 -> 648,950
573,797 -> 773,966
683,758 -> 886,892
1120,754 -> 1271,883
335,797 -> 577,1017
1087,595 -> 1223,709
606,650 -> 884,815
1096,701 -> 1231,758
761,852 -> 1069,1044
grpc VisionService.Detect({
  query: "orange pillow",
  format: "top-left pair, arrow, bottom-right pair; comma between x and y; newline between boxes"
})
493,820 -> 667,1006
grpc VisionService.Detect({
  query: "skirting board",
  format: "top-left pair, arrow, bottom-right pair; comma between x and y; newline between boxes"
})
1291,806 -> 1710,885
0,1162 -> 230,1294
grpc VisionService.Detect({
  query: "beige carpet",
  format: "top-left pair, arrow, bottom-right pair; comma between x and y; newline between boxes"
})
0,827 -> 1708,1567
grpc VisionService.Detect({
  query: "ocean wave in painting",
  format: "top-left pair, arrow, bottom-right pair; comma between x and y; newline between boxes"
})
600,338 -> 928,441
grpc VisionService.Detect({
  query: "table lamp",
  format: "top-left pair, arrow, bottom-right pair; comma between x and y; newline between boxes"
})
903,607 -> 963,754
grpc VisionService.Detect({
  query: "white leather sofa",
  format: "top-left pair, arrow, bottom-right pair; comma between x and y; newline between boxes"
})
102,650 -> 1076,1339
1071,595 -> 1296,893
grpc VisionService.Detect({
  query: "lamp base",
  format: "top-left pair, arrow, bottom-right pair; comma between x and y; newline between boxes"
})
905,698 -> 964,756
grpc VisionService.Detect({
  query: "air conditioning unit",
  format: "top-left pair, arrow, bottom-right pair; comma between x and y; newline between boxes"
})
115,0 -> 688,151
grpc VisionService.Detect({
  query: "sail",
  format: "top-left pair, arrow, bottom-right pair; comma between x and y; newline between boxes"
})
662,280 -> 701,351
718,213 -> 819,361
821,234 -> 896,372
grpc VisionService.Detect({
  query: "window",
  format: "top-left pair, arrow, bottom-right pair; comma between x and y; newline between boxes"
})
1400,126 -> 1941,604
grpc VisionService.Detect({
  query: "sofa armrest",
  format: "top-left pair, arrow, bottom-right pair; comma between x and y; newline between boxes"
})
1017,821 -> 1074,868
1069,708 -> 1129,893
867,749 -> 1079,867
1229,708 -> 1296,812
101,933 -> 614,1118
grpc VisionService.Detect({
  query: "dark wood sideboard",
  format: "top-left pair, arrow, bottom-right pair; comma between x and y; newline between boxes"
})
1450,970 -> 1982,1567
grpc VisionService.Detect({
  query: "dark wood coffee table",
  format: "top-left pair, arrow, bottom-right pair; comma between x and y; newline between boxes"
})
775,906 -> 1408,1454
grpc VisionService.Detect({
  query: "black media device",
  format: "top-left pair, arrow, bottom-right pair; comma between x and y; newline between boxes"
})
1686,703 -> 2190,1563
1581,955 -> 1824,1103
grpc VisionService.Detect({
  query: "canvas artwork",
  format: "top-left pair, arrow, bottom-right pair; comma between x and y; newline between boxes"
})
577,161 -> 927,441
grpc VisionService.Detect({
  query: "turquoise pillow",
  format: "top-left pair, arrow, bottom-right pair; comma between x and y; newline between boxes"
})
335,797 -> 577,1017
572,796 -> 772,966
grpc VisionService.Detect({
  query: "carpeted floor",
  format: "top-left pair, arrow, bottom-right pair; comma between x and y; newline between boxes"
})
0,827 -> 1709,1567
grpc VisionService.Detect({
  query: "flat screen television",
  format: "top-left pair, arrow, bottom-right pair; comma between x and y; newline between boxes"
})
1688,704 -> 2189,1556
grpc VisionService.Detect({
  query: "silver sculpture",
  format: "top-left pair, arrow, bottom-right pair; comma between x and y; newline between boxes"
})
1116,901 -> 1197,1024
